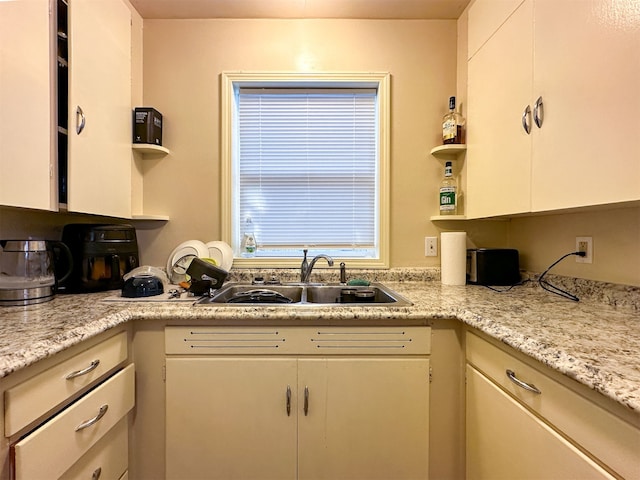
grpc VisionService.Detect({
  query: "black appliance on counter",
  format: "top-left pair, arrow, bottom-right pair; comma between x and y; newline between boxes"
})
466,248 -> 520,286
59,224 -> 139,293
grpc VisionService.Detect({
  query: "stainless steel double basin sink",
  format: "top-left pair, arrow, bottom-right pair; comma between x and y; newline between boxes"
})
196,282 -> 412,307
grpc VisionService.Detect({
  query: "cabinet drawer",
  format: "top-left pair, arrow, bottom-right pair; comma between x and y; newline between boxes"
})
60,417 -> 128,480
166,326 -> 431,355
5,331 -> 128,436
12,364 -> 135,480
466,331 -> 640,479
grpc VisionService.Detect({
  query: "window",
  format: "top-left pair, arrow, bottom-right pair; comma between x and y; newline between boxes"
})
221,72 -> 390,267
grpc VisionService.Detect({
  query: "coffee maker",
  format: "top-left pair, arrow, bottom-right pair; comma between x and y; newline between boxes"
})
59,224 -> 139,293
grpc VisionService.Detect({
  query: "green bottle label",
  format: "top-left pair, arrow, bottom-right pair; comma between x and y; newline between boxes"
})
439,187 -> 456,212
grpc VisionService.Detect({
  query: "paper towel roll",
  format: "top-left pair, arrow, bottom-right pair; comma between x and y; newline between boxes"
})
441,232 -> 467,285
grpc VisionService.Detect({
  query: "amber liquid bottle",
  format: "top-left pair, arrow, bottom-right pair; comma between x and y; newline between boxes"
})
442,96 -> 466,144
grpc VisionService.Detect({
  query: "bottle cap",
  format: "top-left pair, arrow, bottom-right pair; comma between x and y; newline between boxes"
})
449,96 -> 456,110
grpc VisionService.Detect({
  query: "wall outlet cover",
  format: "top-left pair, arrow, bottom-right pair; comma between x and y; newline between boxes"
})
425,237 -> 438,257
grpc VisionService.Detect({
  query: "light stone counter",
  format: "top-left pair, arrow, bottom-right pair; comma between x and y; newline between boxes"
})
0,270 -> 638,413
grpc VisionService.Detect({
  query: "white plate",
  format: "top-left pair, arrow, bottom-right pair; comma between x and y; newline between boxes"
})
205,241 -> 234,271
166,240 -> 210,283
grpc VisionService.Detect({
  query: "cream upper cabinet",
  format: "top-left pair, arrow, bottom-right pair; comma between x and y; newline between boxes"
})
67,0 -> 132,218
467,0 -> 533,218
466,0 -> 640,218
0,0 -> 56,211
530,0 -> 640,211
467,0 -> 524,59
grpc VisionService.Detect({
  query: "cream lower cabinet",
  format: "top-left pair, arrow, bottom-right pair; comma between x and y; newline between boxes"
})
165,326 -> 431,480
0,328 -> 132,480
12,363 -> 134,480
466,366 -> 613,479
465,330 -> 640,479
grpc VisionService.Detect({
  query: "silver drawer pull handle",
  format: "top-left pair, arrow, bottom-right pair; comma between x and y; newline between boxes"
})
286,385 -> 291,416
303,386 -> 309,416
92,467 -> 102,480
75,404 -> 108,431
506,369 -> 541,394
66,359 -> 100,380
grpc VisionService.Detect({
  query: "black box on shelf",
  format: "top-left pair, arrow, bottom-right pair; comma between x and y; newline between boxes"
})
133,107 -> 163,145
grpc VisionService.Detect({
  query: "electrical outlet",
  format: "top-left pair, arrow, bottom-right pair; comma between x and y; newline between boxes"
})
425,237 -> 438,257
576,236 -> 593,264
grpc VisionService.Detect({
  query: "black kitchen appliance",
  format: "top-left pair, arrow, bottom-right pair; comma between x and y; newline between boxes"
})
466,248 -> 520,286
59,224 -> 139,293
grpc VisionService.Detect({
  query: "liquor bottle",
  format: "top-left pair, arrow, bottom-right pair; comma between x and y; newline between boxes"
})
241,217 -> 257,257
442,96 -> 465,145
439,161 -> 458,215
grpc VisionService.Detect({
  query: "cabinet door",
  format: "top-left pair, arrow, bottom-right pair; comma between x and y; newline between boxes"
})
466,0 -> 533,218
165,357 -> 298,480
67,0 -> 131,217
531,0 -> 640,211
0,0 -> 56,211
466,365 -> 615,479
298,358 -> 430,480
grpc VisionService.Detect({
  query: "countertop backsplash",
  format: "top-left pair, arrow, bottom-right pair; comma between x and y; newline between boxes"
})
227,267 -> 640,311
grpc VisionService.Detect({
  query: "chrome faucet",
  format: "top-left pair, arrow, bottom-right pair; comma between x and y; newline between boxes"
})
300,249 -> 334,282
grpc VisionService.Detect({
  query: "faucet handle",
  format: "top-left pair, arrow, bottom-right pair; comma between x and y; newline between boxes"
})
340,262 -> 347,284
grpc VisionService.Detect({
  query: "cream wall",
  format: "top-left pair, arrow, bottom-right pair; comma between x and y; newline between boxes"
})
1,13 -> 637,287
137,18 -> 507,269
509,206 -> 640,287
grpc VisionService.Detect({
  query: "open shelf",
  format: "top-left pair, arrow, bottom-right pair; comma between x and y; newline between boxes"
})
131,214 -> 170,221
430,215 -> 467,221
430,144 -> 466,159
132,144 -> 170,156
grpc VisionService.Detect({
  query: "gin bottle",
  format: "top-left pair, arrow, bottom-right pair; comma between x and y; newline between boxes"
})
439,161 -> 458,215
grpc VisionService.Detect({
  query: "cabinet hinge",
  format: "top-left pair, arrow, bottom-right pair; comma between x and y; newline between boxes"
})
162,364 -> 166,382
429,366 -> 433,383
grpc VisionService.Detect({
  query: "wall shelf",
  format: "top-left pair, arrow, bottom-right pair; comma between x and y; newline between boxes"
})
131,214 -> 170,221
132,144 -> 170,156
430,215 -> 467,221
430,144 -> 466,159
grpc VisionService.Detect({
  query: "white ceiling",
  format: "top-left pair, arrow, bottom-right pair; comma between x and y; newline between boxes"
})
128,0 -> 471,20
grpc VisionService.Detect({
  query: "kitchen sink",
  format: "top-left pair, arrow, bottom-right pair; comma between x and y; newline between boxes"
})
195,282 -> 412,307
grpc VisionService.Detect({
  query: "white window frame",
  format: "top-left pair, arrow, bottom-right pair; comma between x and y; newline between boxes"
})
221,72 -> 390,268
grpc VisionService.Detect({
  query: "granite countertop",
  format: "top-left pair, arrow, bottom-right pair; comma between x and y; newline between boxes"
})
0,272 -> 638,414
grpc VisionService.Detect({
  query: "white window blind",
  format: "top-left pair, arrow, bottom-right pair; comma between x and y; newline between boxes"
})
236,87 -> 379,258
